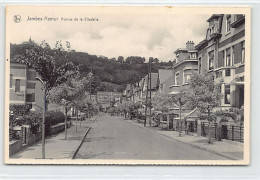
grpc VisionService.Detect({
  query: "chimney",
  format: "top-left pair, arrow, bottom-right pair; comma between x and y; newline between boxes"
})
186,41 -> 195,50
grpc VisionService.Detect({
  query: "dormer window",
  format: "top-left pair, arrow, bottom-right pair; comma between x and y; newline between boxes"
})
190,52 -> 196,59
226,15 -> 231,34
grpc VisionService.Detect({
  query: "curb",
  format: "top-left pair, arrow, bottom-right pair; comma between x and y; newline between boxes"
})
72,116 -> 98,159
156,132 -> 239,160
125,119 -> 241,160
72,127 -> 91,159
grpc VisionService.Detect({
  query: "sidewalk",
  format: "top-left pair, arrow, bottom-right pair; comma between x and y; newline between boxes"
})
124,118 -> 244,160
10,117 -> 96,159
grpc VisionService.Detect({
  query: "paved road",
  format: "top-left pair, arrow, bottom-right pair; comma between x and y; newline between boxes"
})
75,114 -> 226,160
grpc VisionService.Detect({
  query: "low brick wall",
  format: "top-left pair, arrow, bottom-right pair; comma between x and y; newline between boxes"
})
9,133 -> 42,156
9,121 -> 72,156
9,139 -> 23,156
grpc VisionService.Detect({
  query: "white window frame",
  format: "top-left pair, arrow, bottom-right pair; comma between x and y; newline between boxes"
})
226,15 -> 231,34
183,69 -> 192,84
208,50 -> 214,71
190,52 -> 196,59
224,85 -> 231,105
241,41 -> 245,64
231,46 -> 235,66
225,48 -> 231,67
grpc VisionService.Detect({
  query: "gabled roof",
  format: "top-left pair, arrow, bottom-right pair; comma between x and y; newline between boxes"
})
145,73 -> 158,90
158,69 -> 173,85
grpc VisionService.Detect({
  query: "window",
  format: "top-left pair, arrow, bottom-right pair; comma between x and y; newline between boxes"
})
208,51 -> 214,70
175,73 -> 180,85
26,93 -> 35,102
225,48 -> 231,66
225,85 -> 230,104
198,57 -> 201,74
225,68 -> 231,77
184,69 -> 192,83
10,74 -> 13,88
190,53 -> 196,59
226,15 -> 231,33
241,41 -> 245,63
15,79 -> 20,93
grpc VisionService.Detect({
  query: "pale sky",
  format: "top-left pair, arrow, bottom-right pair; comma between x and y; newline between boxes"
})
8,7 -> 210,62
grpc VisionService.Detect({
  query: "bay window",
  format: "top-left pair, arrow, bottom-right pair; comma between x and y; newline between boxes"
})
184,69 -> 192,83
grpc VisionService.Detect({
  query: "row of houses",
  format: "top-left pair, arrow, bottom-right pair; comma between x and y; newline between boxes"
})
122,14 -> 245,128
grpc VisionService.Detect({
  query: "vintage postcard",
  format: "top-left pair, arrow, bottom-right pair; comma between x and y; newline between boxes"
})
5,6 -> 250,165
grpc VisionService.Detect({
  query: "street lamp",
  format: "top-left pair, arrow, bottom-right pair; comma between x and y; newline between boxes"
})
35,77 -> 46,159
88,69 -> 93,118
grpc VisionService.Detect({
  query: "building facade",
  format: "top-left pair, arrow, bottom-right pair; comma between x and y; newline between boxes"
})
170,41 -> 198,94
195,14 -> 245,108
10,62 -> 44,111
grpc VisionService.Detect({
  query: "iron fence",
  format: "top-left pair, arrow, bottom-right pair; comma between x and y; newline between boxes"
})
201,122 -> 244,142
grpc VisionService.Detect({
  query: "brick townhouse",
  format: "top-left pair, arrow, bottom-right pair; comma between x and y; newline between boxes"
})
195,14 -> 245,109
169,41 -> 199,95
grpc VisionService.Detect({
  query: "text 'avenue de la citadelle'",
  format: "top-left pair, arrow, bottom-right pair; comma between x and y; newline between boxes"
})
26,16 -> 99,22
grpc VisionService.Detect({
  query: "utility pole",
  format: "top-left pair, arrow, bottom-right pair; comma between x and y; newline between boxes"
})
179,98 -> 182,137
36,77 -> 46,159
208,105 -> 212,144
88,68 -> 93,118
144,66 -> 149,127
149,61 -> 152,127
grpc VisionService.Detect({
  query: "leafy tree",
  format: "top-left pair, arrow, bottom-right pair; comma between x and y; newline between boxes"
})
48,72 -> 88,139
153,89 -> 189,136
188,72 -> 222,143
117,56 -> 124,63
11,40 -> 77,91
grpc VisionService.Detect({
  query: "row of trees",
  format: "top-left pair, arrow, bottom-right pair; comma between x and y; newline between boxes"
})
152,72 -> 244,143
152,72 -> 222,143
11,39 -> 99,140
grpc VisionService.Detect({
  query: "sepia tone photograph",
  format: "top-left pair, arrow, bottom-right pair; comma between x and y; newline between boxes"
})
5,6 -> 250,165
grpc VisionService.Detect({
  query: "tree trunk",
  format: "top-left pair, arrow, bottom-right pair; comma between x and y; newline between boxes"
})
179,104 -> 182,137
76,108 -> 78,133
208,121 -> 212,144
65,106 -> 68,140
79,110 -> 81,128
208,107 -> 213,144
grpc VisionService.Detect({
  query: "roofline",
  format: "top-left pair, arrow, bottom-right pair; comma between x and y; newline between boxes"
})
207,14 -> 222,22
174,48 -> 188,54
173,59 -> 198,68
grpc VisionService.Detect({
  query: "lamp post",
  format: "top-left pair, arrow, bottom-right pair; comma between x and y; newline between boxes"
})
61,98 -> 68,140
88,69 -> 93,118
207,104 -> 214,144
35,77 -> 46,159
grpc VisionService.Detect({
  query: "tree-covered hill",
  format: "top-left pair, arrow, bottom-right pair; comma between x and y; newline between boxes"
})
10,41 -> 173,92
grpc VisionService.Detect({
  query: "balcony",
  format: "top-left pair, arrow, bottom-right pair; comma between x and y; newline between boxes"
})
215,67 -> 233,79
231,15 -> 245,28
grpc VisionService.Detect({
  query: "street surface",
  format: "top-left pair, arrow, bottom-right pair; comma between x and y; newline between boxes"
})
75,115 -> 227,160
